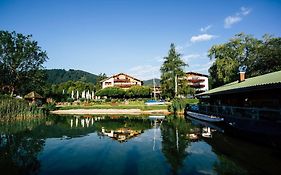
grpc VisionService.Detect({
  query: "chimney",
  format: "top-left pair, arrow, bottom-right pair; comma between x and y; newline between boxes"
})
239,71 -> 245,82
238,65 -> 247,82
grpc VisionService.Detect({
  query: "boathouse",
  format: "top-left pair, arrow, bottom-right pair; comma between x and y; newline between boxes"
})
195,70 -> 281,128
197,70 -> 281,109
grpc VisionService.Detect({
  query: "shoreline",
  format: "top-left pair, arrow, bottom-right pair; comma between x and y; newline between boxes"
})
51,109 -> 171,115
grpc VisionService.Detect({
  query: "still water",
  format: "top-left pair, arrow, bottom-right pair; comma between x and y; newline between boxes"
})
0,115 -> 281,175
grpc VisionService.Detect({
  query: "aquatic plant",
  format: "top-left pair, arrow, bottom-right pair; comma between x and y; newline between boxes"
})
168,98 -> 198,114
0,95 -> 45,121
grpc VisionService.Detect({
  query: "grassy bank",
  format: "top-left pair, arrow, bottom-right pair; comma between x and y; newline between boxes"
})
57,98 -> 199,112
59,104 -> 168,111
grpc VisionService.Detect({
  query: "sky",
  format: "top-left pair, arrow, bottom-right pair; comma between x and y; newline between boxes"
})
1,0 -> 281,80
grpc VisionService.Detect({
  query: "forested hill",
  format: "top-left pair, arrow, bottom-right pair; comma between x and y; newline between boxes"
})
45,69 -> 98,84
143,78 -> 161,86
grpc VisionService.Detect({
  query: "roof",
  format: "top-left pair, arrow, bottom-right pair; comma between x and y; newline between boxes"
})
100,73 -> 142,82
24,91 -> 43,99
197,70 -> 281,96
187,72 -> 209,77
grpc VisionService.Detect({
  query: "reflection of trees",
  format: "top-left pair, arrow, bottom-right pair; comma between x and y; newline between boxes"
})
161,115 -> 195,174
214,154 -> 247,175
206,132 -> 281,175
0,119 -> 46,175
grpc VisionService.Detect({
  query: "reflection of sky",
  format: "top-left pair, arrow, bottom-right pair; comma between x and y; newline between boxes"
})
183,141 -> 218,175
38,128 -> 168,175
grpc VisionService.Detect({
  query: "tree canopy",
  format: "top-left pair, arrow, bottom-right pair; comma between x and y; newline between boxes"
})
160,43 -> 189,99
208,33 -> 281,88
96,86 -> 151,99
0,31 -> 48,96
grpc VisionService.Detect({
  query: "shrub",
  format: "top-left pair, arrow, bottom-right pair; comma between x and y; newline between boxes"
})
96,87 -> 125,99
42,102 -> 56,112
168,98 -> 199,113
66,98 -> 74,103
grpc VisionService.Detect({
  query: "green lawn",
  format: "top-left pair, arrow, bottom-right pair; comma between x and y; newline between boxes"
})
57,98 -> 199,111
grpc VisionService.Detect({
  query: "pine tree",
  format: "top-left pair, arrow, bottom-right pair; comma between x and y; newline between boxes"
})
160,43 -> 189,99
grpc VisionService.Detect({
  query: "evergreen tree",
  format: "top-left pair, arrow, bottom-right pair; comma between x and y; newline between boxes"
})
160,43 -> 189,99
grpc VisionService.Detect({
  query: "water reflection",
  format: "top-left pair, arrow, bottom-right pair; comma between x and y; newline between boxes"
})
0,115 -> 280,175
0,118 -> 46,175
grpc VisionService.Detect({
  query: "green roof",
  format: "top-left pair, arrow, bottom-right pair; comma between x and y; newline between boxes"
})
198,70 -> 281,96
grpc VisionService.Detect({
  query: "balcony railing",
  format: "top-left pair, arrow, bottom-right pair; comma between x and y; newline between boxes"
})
114,79 -> 130,83
188,79 -> 205,83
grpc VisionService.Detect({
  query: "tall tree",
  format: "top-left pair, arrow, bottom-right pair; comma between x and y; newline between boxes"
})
208,33 -> 281,88
0,31 -> 48,96
95,73 -> 107,91
160,43 -> 189,99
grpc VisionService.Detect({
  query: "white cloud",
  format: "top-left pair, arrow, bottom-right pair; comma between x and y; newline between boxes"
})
127,65 -> 160,80
240,7 -> 251,16
190,34 -> 217,43
224,6 -> 251,28
190,60 -> 214,74
224,16 -> 242,28
183,54 -> 201,62
200,25 -> 212,33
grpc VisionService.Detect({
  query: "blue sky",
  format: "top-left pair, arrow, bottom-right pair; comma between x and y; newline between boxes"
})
1,0 -> 281,80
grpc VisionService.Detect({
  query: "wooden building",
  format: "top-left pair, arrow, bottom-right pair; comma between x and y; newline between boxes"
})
196,70 -> 281,135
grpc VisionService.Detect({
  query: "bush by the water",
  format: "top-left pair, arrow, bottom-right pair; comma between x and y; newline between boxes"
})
42,102 -> 56,112
0,95 -> 45,121
168,98 -> 199,113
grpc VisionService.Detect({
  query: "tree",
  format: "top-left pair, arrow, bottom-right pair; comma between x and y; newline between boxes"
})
95,73 -> 107,91
208,33 -> 281,88
125,86 -> 151,98
0,31 -> 48,96
96,87 -> 125,99
160,43 -> 189,99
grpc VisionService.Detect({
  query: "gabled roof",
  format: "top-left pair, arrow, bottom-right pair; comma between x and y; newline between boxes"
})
197,70 -> 281,96
24,91 -> 43,99
100,73 -> 142,82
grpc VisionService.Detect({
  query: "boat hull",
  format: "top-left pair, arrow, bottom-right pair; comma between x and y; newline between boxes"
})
185,111 -> 224,122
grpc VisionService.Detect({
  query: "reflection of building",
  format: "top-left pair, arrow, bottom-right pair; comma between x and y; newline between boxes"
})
186,72 -> 209,93
101,127 -> 142,142
101,73 -> 143,90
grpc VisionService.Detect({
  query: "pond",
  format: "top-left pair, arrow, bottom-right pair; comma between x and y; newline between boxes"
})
0,115 -> 281,175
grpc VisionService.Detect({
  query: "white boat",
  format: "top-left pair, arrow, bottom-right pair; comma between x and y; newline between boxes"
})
186,111 -> 224,122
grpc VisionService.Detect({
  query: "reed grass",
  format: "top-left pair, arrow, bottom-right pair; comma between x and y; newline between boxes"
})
168,98 -> 199,114
0,95 -> 45,121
